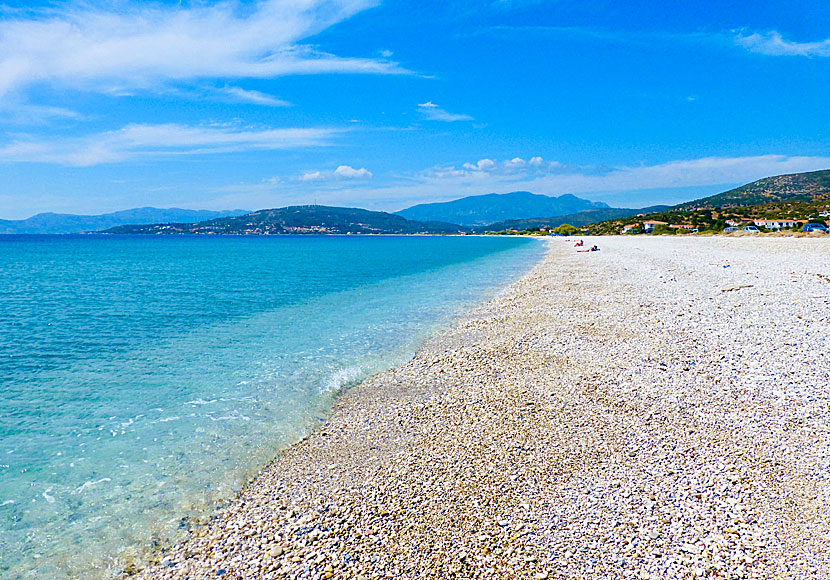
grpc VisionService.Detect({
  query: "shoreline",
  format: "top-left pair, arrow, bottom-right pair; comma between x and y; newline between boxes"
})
134,236 -> 830,579
127,240 -> 556,578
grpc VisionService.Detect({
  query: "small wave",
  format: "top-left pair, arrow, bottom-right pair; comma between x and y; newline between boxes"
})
1,499 -> 14,506
158,416 -> 180,423
42,490 -> 55,503
321,365 -> 364,393
206,413 -> 250,422
219,396 -> 256,403
184,398 -> 218,406
73,478 -> 112,495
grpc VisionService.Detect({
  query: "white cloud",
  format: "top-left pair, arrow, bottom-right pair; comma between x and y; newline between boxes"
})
0,0 -> 405,99
299,165 -> 373,182
220,86 -> 291,107
503,157 -> 526,170
428,156 -> 563,179
334,165 -> 373,179
735,30 -> 830,57
0,101 -> 81,125
0,123 -> 338,166
375,154 -> 830,209
475,154 -> 830,192
379,49 -> 394,58
424,166 -> 470,179
182,153 -> 830,217
490,25 -> 830,60
462,158 -> 496,171
299,171 -> 326,182
417,101 -> 474,122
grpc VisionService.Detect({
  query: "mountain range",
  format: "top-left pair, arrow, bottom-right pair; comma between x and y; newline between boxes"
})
395,191 -> 608,226
3,169 -> 828,236
0,207 -> 248,235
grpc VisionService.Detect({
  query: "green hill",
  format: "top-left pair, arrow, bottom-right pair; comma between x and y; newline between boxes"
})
586,200 -> 830,235
581,169 -> 830,234
101,205 -> 468,235
675,169 -> 830,210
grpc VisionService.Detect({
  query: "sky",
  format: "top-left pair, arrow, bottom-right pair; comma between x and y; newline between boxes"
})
0,0 -> 828,219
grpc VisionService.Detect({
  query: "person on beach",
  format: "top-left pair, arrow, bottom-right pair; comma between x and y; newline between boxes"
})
577,245 -> 600,252
574,240 -> 584,247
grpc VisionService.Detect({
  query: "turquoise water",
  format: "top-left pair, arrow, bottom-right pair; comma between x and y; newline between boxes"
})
0,234 -> 543,578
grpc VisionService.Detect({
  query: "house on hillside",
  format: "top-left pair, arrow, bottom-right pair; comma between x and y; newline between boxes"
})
622,224 -> 639,233
642,220 -> 668,232
755,219 -> 797,230
669,224 -> 695,230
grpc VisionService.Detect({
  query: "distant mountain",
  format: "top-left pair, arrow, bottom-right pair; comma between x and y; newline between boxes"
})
674,169 -> 830,210
396,191 -> 609,226
475,206 -> 671,232
0,207 -> 249,234
102,205 -> 468,235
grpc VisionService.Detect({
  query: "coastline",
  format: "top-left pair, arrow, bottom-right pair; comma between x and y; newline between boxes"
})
134,236 -> 830,579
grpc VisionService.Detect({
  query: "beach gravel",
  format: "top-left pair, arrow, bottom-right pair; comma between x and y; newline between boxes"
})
133,236 -> 830,579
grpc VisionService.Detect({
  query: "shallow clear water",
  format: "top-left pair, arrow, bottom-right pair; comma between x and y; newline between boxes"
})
0,234 -> 543,578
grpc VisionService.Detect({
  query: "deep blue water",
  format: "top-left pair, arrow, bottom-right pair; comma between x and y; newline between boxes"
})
0,234 -> 543,578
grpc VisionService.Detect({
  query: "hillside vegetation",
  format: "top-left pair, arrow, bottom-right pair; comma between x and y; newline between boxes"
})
585,200 -> 830,235
583,169 -> 830,234
675,169 -> 830,210
103,206 -> 468,235
475,206 -> 670,232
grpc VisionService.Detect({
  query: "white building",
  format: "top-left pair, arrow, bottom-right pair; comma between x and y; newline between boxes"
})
642,220 -> 668,232
754,219 -> 797,230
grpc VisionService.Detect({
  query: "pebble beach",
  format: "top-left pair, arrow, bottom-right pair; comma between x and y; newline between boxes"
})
134,236 -> 830,580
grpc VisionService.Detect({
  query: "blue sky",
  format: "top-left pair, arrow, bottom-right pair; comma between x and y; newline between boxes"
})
0,0 -> 828,218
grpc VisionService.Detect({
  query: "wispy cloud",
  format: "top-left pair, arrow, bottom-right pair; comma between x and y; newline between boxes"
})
486,24 -> 830,59
0,123 -> 338,166
300,165 -> 373,181
0,101 -> 81,125
735,30 -> 830,57
180,154 -> 830,216
361,154 -> 830,209
299,171 -> 326,182
417,101 -> 474,122
421,154 -> 830,190
219,86 -> 291,107
0,0 -> 406,99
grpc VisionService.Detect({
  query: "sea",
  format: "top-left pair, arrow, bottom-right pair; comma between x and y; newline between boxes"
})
0,234 -> 545,579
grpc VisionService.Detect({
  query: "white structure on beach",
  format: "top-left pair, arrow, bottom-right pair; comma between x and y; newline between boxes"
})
642,220 -> 668,232
755,219 -> 797,230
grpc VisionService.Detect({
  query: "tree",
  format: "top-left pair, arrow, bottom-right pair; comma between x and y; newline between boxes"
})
552,224 -> 580,235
